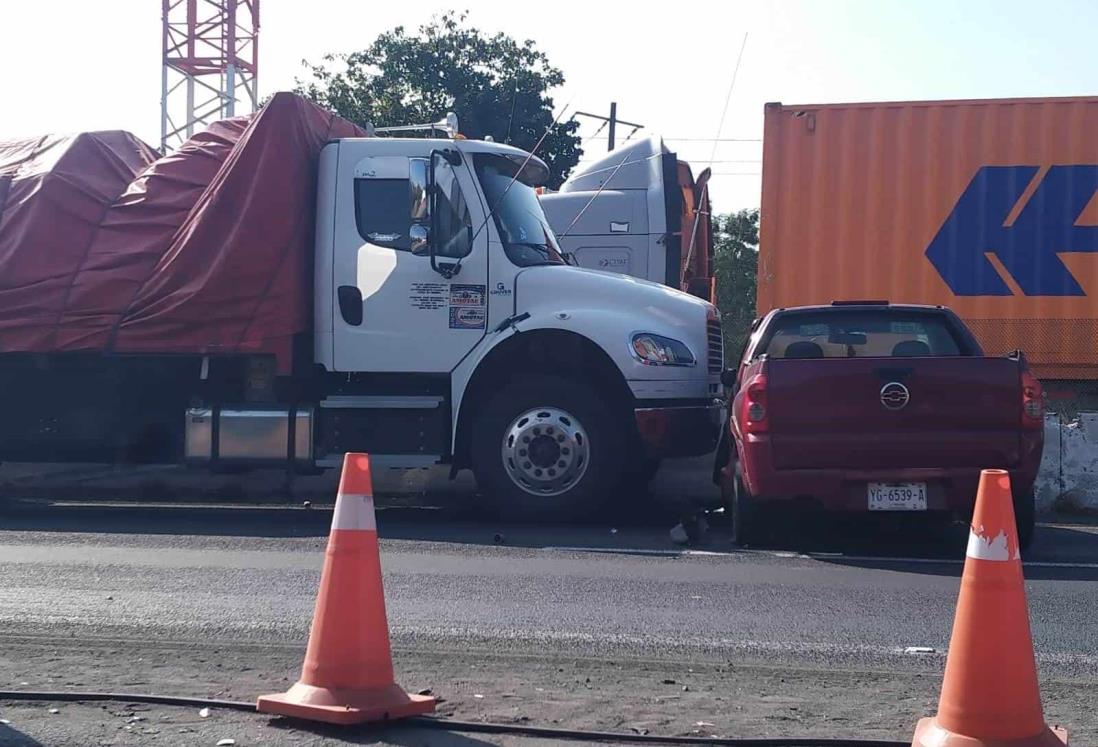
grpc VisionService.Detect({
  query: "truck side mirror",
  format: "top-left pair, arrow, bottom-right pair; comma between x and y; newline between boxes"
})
409,158 -> 429,221
428,149 -> 464,278
409,224 -> 429,256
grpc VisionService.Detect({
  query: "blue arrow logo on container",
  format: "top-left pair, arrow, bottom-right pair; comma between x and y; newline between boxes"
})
925,165 -> 1098,296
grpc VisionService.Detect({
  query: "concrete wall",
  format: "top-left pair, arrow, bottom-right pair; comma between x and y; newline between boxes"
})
1035,413 -> 1098,514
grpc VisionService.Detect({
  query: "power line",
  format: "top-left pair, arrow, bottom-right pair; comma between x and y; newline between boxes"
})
661,137 -> 761,142
577,158 -> 760,164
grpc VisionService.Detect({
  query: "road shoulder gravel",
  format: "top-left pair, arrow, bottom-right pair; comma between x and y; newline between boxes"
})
0,636 -> 1092,746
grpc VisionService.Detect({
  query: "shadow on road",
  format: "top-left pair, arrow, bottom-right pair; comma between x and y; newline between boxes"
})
730,509 -> 1098,573
817,554 -> 1098,581
264,717 -> 501,747
0,497 -> 690,548
2,495 -> 1096,568
0,722 -> 45,747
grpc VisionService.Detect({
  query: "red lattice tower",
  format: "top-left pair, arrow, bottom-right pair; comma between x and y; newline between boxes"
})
161,0 -> 260,151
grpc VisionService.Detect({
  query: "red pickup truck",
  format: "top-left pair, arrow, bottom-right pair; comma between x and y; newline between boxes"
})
716,302 -> 1044,548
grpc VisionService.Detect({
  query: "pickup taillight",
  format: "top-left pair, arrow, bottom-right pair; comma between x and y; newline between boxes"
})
1021,369 -> 1044,430
740,373 -> 769,434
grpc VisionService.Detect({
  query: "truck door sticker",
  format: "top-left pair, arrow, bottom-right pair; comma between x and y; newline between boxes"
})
925,165 -> 1098,296
450,306 -> 486,330
410,282 -> 448,311
450,284 -> 486,306
448,284 -> 486,329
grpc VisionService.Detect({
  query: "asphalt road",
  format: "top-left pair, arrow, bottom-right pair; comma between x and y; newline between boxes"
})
2,499 -> 1097,672
1,494 -> 1097,745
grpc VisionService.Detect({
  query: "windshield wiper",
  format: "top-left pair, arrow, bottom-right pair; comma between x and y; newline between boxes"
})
509,242 -> 566,265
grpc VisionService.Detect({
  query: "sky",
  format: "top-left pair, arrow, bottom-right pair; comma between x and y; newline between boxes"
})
1,0 -> 1096,211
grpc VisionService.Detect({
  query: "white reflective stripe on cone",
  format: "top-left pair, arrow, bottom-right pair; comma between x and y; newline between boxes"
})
331,492 -> 377,531
966,527 -> 1019,561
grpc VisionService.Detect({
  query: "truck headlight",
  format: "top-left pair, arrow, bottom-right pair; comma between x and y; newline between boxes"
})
630,333 -> 696,367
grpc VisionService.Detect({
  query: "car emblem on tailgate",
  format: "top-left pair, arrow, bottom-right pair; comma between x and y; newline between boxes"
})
880,382 -> 910,411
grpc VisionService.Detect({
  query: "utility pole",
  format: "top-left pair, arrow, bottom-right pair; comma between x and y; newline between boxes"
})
608,102 -> 617,151
574,102 -> 644,151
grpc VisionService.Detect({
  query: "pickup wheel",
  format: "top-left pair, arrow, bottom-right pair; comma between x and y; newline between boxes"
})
471,375 -> 624,521
731,469 -> 759,547
1014,488 -> 1037,553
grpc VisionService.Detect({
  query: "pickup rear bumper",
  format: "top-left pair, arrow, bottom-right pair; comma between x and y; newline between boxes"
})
728,433 -> 1042,513
635,400 -> 723,458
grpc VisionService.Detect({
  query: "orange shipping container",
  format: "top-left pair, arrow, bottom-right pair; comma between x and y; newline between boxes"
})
758,96 -> 1098,380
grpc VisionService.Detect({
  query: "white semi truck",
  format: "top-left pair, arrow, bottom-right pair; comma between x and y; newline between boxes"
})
541,136 -> 715,301
0,96 -> 723,520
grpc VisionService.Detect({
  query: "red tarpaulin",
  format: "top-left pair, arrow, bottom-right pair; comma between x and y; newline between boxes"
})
0,93 -> 366,372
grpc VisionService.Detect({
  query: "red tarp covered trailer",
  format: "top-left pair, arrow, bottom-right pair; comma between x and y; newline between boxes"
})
0,93 -> 366,372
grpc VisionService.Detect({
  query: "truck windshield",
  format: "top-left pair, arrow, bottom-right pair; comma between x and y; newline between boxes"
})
474,153 -> 566,267
761,311 -> 966,359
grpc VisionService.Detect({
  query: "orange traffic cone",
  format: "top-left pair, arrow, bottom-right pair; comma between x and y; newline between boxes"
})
912,469 -> 1066,746
257,453 -> 435,725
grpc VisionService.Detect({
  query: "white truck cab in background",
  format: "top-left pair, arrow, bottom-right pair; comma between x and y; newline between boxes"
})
311,134 -> 723,518
540,136 -> 715,302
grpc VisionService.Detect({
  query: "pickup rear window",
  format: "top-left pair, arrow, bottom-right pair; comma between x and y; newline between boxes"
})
760,311 -> 966,359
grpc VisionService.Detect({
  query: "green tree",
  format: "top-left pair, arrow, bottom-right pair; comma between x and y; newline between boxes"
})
713,208 -> 760,358
295,12 -> 582,188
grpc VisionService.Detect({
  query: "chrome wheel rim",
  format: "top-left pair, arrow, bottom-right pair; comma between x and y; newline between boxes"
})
501,407 -> 588,497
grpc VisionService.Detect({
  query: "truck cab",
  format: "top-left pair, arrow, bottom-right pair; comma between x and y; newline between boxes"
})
309,133 -> 723,518
539,137 -> 715,301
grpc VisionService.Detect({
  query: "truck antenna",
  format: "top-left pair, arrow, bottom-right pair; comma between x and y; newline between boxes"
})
678,33 -> 746,290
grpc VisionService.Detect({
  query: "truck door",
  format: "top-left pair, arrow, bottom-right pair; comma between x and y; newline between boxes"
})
331,142 -> 489,372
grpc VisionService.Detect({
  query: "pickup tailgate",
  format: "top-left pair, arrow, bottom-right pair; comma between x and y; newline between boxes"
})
767,357 -> 1022,470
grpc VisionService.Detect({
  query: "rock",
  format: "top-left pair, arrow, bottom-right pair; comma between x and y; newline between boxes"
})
903,646 -> 936,655
217,740 -> 236,746
661,678 -> 676,685
417,688 -> 433,696
493,533 -> 505,544
669,523 -> 689,545
48,708 -> 60,715
199,707 -> 211,718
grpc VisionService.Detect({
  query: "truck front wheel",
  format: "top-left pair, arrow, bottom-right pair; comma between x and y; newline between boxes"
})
471,375 -> 624,521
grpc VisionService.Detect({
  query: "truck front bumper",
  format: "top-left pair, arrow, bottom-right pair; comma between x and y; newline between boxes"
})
634,399 -> 723,458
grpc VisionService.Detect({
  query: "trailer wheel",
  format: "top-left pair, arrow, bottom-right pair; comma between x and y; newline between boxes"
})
471,375 -> 624,521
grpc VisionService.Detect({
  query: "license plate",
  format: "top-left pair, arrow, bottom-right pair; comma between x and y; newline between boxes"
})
868,482 -> 927,511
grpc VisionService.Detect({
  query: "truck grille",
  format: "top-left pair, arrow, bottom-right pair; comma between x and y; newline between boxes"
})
707,319 -> 724,374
